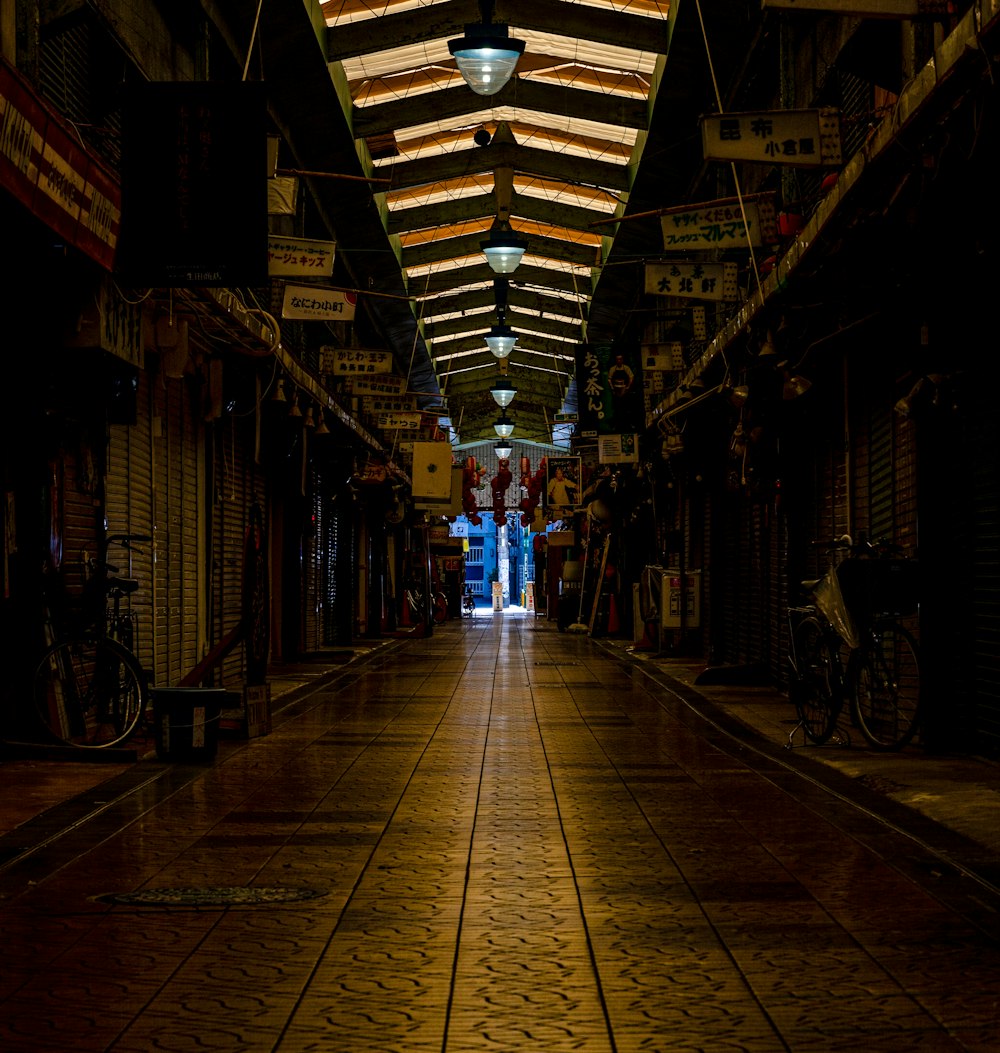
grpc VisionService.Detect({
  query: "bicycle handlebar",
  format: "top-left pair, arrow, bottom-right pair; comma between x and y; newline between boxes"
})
106,533 -> 152,547
810,534 -> 907,558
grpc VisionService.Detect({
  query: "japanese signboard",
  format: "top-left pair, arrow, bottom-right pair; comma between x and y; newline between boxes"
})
598,434 -> 639,465
0,61 -> 121,270
701,108 -> 842,167
339,374 -> 407,394
762,0 -> 951,15
641,342 -> 686,373
281,284 -> 356,321
323,347 -> 392,376
660,196 -> 777,252
576,344 -> 644,436
64,275 -> 143,368
644,261 -> 739,302
375,411 -> 422,431
363,394 -> 418,413
267,236 -> 335,278
553,412 -> 579,423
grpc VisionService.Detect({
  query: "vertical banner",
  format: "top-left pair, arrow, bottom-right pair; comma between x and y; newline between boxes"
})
576,344 -> 644,435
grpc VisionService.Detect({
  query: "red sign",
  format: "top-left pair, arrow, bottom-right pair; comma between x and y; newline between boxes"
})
0,60 -> 120,269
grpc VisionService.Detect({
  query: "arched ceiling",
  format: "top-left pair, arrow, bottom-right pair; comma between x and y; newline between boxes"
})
253,0 -> 752,449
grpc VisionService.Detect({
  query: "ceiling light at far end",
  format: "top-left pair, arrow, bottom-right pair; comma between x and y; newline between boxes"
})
494,412 -> 515,439
448,1 -> 525,97
495,441 -> 513,460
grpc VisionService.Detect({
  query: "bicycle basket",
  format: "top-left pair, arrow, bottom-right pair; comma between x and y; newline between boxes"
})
813,567 -> 859,649
836,558 -> 919,619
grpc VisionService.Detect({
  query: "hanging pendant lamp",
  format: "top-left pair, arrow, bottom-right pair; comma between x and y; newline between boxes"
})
448,0 -> 525,96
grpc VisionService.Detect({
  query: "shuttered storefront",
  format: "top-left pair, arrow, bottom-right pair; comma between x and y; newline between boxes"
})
106,369 -> 203,687
105,371 -> 155,677
211,414 -> 267,688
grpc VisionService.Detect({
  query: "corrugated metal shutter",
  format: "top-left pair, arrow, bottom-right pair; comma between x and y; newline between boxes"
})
105,371 -> 155,675
211,414 -> 268,687
151,375 -> 202,687
965,376 -> 1000,751
303,466 -> 321,651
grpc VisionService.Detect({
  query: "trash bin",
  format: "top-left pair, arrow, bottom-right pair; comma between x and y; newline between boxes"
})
150,688 -> 225,762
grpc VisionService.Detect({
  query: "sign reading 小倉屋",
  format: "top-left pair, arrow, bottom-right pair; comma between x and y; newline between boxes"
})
701,108 -> 842,168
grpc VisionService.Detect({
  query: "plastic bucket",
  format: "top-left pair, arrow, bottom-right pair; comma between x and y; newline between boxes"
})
151,688 -> 225,762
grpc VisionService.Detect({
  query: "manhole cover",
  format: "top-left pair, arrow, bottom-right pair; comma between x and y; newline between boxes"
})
96,886 -> 327,907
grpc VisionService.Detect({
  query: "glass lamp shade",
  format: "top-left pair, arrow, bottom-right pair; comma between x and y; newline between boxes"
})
448,25 -> 524,96
494,414 -> 515,439
494,442 -> 513,460
490,379 -> 517,408
485,325 -> 517,358
481,233 -> 528,274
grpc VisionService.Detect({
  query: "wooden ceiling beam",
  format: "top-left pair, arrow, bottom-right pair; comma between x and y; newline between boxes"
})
420,286 -> 587,321
412,262 -> 591,297
402,228 -> 599,269
354,78 -> 648,140
377,142 -> 630,194
327,0 -> 673,60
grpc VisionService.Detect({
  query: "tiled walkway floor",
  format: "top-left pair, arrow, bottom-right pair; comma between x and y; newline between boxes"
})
2,613 -> 1000,1051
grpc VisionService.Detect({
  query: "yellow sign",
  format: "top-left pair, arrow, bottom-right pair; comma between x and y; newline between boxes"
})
701,108 -> 842,168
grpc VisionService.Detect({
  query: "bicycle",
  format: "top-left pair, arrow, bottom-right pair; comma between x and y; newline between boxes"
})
33,534 -> 151,749
787,534 -> 921,751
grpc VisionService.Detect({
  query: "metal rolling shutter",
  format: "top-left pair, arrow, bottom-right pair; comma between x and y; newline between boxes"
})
152,376 -> 202,687
304,468 -> 322,652
105,372 -> 155,676
212,415 -> 267,687
965,378 -> 1000,751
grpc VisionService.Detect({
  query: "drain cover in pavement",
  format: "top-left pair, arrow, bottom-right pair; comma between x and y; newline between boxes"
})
96,886 -> 327,906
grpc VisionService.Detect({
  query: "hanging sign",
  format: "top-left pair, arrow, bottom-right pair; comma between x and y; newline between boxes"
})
598,434 -> 639,465
376,410 -> 422,430
660,196 -> 776,251
701,108 -> 842,167
641,342 -> 686,372
644,261 -> 739,302
363,394 -> 418,413
322,347 -> 393,375
339,374 -> 407,394
762,0 -> 951,15
281,284 -> 356,320
267,236 -> 335,277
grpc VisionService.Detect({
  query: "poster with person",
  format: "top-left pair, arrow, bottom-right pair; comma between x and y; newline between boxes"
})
545,456 -> 582,511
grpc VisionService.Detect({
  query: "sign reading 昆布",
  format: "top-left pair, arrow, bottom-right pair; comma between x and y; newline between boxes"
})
701,108 -> 842,168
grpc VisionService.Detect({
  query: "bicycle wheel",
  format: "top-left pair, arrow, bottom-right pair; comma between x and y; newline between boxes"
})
34,636 -> 144,748
850,620 -> 920,750
791,615 -> 841,745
